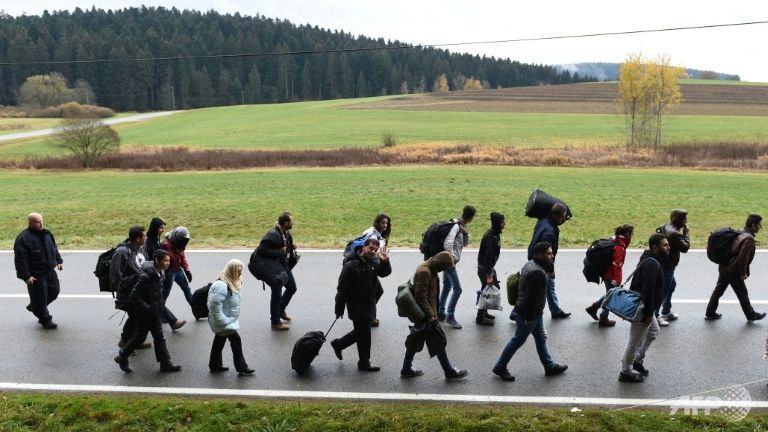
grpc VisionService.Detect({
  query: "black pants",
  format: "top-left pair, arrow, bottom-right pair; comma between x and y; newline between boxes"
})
335,318 -> 372,365
706,271 -> 756,318
371,280 -> 384,320
476,269 -> 499,320
270,270 -> 297,324
209,331 -> 248,371
27,269 -> 60,324
120,313 -> 148,344
159,285 -> 179,325
120,311 -> 171,363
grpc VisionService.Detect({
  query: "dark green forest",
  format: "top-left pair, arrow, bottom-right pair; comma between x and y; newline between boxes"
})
0,7 -> 595,111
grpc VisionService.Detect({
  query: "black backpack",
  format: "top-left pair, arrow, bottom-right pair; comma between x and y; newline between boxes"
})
707,228 -> 742,265
190,282 -> 215,319
419,220 -> 459,259
582,238 -> 616,284
94,247 -> 117,293
247,249 -> 260,279
114,273 -> 140,311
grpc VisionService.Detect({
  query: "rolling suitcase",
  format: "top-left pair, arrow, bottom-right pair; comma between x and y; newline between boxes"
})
291,318 -> 338,375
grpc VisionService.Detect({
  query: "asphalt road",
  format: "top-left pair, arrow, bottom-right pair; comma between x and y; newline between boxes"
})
2,249 -> 768,405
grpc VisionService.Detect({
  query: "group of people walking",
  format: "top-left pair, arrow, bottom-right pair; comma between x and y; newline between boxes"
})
12,207 -> 765,383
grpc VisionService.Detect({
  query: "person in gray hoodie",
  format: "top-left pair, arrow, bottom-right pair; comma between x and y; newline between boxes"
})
437,205 -> 475,329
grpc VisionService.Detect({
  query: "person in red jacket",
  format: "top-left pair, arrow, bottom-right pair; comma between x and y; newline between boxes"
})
160,226 -> 192,330
585,224 -> 634,327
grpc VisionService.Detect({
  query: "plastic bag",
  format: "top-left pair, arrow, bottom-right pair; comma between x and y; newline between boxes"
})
477,284 -> 503,311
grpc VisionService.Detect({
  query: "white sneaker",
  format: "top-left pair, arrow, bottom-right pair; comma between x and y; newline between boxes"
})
660,312 -> 679,321
657,317 -> 669,327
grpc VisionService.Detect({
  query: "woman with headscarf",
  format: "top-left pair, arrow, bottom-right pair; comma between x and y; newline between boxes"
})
207,259 -> 254,376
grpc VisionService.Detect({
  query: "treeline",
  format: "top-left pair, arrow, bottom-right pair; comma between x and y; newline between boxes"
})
0,7 -> 595,111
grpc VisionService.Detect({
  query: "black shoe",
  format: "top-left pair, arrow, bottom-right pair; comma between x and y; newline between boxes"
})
486,313 -> 496,320
749,312 -> 767,321
209,366 -> 229,373
118,338 -> 127,348
704,313 -> 722,320
475,317 -> 494,326
545,363 -> 568,376
551,311 -> 572,319
26,304 -> 32,312
41,320 -> 58,329
358,362 -> 380,372
330,339 -> 343,360
400,368 -> 424,378
619,370 -> 644,383
585,304 -> 599,321
445,368 -> 468,380
237,368 -> 255,376
160,362 -> 182,373
632,361 -> 649,377
114,355 -> 132,373
492,366 -> 515,382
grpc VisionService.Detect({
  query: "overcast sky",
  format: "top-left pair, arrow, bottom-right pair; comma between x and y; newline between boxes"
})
4,1 -> 768,82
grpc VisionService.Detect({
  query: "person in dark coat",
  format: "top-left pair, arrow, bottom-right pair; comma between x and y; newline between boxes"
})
476,212 -> 505,326
705,214 -> 765,321
618,233 -> 669,383
14,213 -> 63,329
331,237 -> 392,371
527,203 -> 570,319
656,209 -> 691,326
255,212 -> 300,330
111,225 -> 151,349
400,251 -> 468,380
492,242 -> 568,382
145,217 -> 166,258
114,249 -> 182,374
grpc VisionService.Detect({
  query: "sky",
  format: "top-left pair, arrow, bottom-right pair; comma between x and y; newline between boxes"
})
4,1 -> 768,82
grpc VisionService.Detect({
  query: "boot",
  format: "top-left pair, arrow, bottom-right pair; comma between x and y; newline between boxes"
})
160,361 -> 182,373
598,317 -> 616,327
114,355 -> 132,373
585,304 -> 600,321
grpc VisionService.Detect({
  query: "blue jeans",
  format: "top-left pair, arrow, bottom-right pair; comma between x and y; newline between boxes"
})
594,280 -> 615,319
402,347 -> 453,373
546,278 -> 562,315
495,315 -> 554,370
163,270 -> 193,304
657,269 -> 676,315
439,267 -> 462,317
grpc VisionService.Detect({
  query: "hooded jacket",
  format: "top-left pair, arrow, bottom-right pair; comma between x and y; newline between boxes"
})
478,213 -> 504,277
443,219 -> 468,264
145,217 -> 165,258
162,227 -> 190,273
628,250 -> 665,319
110,240 -> 147,291
527,216 -> 559,272
130,261 -> 167,317
412,251 -> 454,320
659,223 -> 690,270
602,235 -> 630,284
335,252 -> 392,321
14,227 -> 63,280
515,258 -> 549,321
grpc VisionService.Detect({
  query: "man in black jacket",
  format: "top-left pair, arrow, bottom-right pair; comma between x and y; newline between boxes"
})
114,249 -> 182,373
14,213 -> 63,329
111,226 -> 152,349
527,204 -> 570,319
331,237 -> 392,372
491,242 -> 568,382
476,212 -> 505,326
656,209 -> 690,326
255,212 -> 300,330
619,233 -> 669,383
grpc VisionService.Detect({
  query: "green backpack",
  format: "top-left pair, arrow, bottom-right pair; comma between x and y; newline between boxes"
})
395,280 -> 426,323
506,272 -> 521,305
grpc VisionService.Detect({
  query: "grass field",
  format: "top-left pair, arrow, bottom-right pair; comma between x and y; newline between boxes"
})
1,166 -> 765,249
1,392 -> 762,431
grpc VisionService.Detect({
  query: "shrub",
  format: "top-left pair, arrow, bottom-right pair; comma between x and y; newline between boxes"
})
381,132 -> 396,147
32,102 -> 116,118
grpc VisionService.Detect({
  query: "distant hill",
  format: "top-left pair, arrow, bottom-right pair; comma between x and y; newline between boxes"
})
0,7 -> 595,111
556,63 -> 740,81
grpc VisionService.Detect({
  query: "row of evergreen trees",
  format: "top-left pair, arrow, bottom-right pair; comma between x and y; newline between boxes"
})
0,7 -> 595,111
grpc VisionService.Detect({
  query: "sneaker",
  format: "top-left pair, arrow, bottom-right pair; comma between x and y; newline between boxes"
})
445,368 -> 468,380
598,318 -> 616,327
271,323 -> 290,331
551,311 -> 572,319
170,319 -> 187,331
445,316 -> 463,329
475,317 -> 494,326
585,304 -> 599,321
492,366 -> 515,382
618,370 -> 644,383
660,312 -> 679,321
400,368 -> 424,378
704,313 -> 722,320
632,361 -> 649,377
330,339 -> 343,360
544,363 -> 568,377
749,312 -> 767,321
657,317 -> 669,327
357,362 -> 380,372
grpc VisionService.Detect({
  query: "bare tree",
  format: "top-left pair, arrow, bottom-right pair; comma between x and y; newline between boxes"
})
53,117 -> 120,168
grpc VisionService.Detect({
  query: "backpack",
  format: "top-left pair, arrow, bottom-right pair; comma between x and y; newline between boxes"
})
190,281 -> 230,320
342,234 -> 368,262
247,249 -> 260,279
419,220 -> 459,259
582,238 -> 616,284
707,228 -> 742,265
395,280 -> 425,323
506,272 -> 521,305
114,273 -> 141,311
94,247 -> 117,293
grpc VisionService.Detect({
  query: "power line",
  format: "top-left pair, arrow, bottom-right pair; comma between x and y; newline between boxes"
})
0,20 -> 766,66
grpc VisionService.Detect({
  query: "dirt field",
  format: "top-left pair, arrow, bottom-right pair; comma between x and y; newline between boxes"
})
348,82 -> 768,116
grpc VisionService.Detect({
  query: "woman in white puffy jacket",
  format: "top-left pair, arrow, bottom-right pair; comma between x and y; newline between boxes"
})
207,259 -> 254,376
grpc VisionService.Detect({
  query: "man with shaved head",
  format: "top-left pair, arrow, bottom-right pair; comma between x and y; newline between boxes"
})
14,213 -> 64,329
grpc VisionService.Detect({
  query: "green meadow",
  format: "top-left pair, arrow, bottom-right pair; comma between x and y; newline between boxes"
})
1,166 -> 764,249
0,98 -> 766,158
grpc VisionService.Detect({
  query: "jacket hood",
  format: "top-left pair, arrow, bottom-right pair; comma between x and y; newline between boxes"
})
615,235 -> 630,248
166,226 -> 190,250
428,251 -> 454,273
640,249 -> 662,263
147,217 -> 165,238
491,212 -> 505,233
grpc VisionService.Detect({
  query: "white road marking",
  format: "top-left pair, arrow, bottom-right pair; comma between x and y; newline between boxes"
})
0,382 -> 766,407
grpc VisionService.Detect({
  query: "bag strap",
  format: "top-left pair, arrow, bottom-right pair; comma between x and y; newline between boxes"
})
325,317 -> 339,337
620,257 -> 656,288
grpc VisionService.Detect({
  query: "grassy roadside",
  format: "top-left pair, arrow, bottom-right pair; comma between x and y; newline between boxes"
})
0,392 -> 761,431
1,166 -> 766,249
